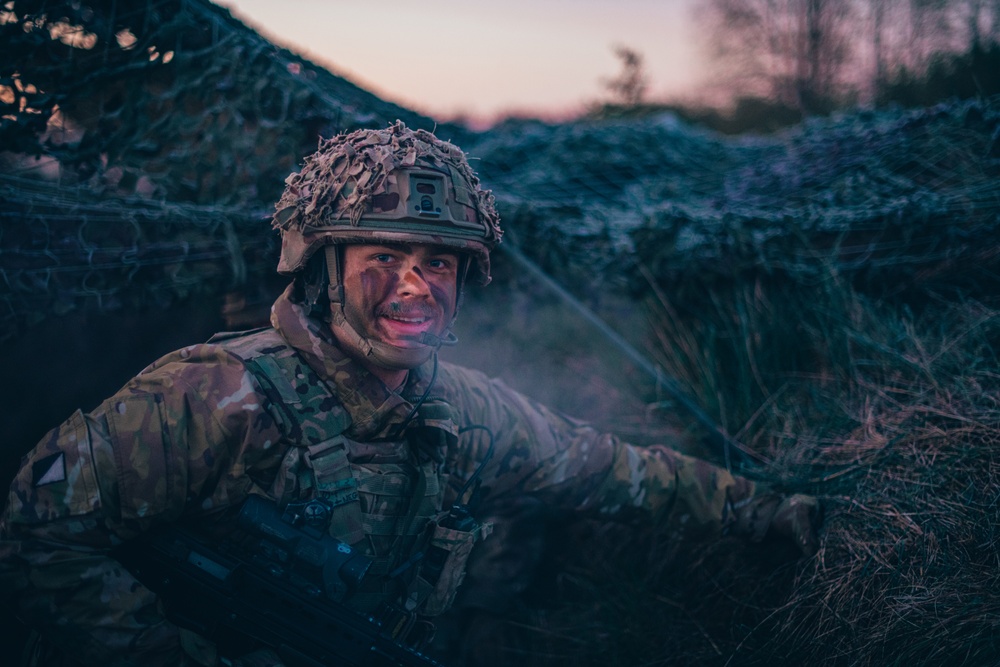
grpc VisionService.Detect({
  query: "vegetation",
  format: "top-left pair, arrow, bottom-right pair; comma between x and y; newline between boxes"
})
701,0 -> 1000,114
591,0 -> 1000,134
602,46 -> 650,108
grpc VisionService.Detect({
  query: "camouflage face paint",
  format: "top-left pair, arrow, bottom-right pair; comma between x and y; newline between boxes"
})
341,244 -> 458,352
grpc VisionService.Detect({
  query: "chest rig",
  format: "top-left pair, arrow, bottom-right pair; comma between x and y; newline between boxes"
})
210,328 -> 488,617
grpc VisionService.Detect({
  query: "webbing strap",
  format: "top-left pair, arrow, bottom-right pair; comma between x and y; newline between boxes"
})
218,331 -> 366,543
308,438 -> 365,545
325,245 -> 344,305
355,465 -> 441,498
213,328 -> 352,446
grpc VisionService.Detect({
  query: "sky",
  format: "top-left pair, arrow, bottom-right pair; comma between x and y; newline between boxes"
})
217,0 -> 708,125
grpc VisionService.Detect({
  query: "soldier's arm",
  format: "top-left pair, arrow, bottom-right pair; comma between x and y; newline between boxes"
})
0,344 -> 286,666
440,363 -> 818,550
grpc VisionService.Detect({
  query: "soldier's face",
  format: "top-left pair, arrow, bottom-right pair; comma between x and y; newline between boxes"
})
339,243 -> 459,353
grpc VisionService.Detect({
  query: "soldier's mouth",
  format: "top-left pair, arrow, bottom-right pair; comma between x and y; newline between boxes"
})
377,313 -> 435,341
384,314 -> 428,323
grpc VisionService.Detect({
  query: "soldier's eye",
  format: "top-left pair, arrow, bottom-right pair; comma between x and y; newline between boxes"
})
427,257 -> 455,271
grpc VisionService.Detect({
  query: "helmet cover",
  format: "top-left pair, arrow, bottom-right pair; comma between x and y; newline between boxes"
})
272,121 -> 502,284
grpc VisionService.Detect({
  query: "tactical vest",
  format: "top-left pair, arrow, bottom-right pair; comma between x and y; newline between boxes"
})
208,327 -> 489,618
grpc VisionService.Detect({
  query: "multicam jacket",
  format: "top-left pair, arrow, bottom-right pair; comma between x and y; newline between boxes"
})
0,286 -> 754,666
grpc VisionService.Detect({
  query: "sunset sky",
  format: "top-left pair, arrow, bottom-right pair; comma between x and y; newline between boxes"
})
217,0 -> 708,125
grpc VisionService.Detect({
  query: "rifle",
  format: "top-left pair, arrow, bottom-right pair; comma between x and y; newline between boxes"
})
115,494 -> 444,667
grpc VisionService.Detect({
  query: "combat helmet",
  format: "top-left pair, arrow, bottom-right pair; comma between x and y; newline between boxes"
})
272,121 -> 502,369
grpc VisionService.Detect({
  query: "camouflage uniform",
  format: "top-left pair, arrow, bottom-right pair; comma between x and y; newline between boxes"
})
0,283 -> 760,666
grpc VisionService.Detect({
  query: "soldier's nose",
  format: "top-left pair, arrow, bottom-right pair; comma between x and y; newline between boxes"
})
397,266 -> 431,298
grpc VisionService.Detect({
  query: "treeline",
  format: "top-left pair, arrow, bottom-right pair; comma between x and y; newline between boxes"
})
595,0 -> 1000,134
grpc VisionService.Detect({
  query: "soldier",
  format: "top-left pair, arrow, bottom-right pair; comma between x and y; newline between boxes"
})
0,122 -> 820,666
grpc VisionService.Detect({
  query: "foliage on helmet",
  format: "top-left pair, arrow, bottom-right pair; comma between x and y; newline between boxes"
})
272,121 -> 502,243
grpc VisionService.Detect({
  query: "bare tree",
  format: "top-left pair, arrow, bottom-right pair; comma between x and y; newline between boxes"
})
795,0 -> 855,109
699,0 -> 778,99
603,46 -> 649,107
872,0 -> 889,92
702,0 -> 856,113
960,0 -> 1000,46
701,0 -> 1000,113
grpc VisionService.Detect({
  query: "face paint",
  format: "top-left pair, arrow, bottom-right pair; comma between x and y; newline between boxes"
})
340,245 -> 457,355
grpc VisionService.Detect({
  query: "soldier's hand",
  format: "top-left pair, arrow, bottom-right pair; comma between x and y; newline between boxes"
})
768,493 -> 822,556
730,491 -> 823,556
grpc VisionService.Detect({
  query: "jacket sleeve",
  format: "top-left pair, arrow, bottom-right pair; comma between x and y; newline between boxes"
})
0,344 -> 286,666
439,364 -> 754,536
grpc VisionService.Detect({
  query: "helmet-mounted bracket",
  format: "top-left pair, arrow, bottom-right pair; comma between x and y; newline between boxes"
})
409,173 -> 445,220
300,249 -> 329,320
324,244 -> 345,308
297,245 -> 344,321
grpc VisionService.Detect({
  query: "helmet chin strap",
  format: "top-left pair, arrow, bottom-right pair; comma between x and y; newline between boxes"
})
323,245 -> 458,372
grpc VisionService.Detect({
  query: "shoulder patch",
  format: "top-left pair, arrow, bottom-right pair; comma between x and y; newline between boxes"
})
9,410 -> 101,523
33,452 -> 66,487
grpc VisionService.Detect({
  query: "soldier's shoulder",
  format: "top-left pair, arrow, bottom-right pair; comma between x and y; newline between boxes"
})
141,327 -> 282,369
205,326 -> 287,359
436,359 -> 494,389
434,360 -> 524,410
128,328 -> 290,393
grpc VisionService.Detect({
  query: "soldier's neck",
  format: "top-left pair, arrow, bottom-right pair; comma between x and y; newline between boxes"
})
366,365 -> 408,392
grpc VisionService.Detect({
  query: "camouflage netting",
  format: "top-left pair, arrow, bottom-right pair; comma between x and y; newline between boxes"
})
462,99 -> 1000,306
1,173 -> 266,323
0,0 -> 451,340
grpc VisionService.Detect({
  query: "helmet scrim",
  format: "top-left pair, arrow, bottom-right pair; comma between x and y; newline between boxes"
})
272,120 -> 502,284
